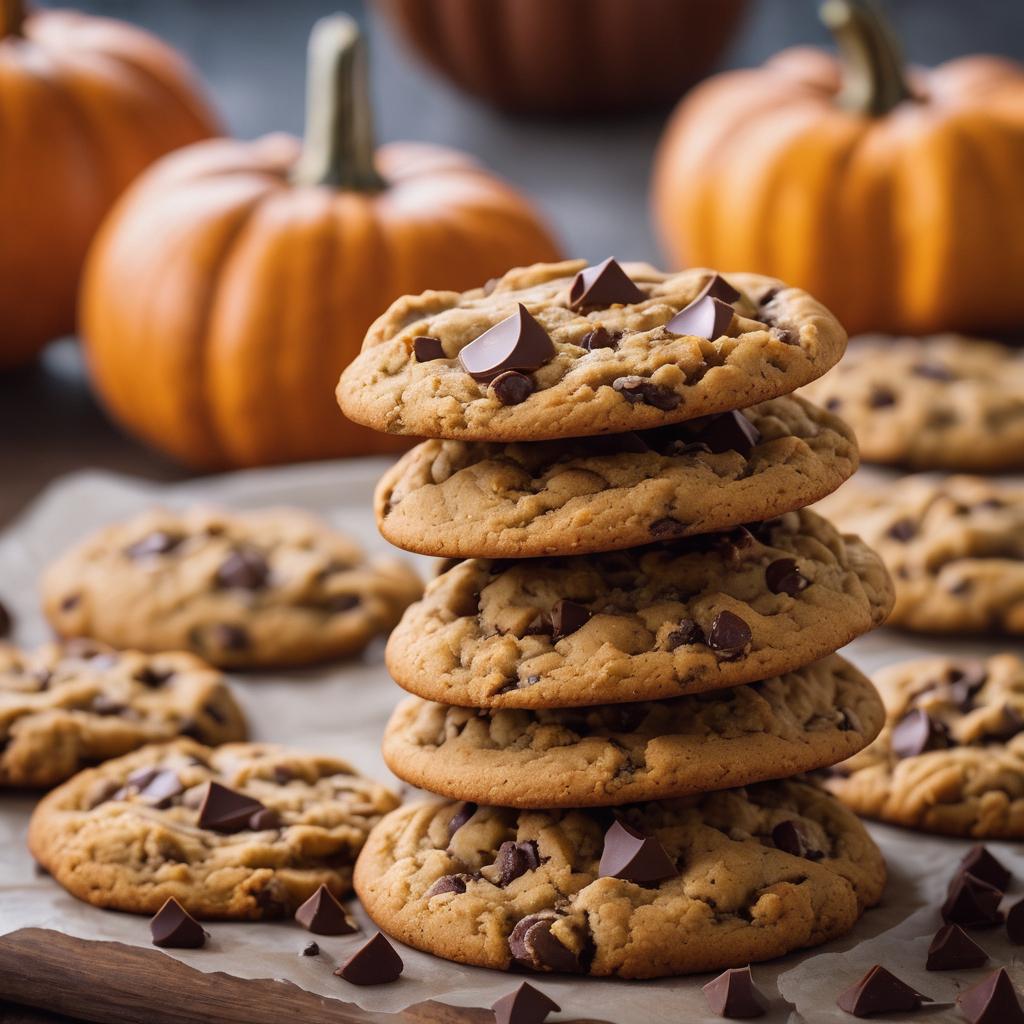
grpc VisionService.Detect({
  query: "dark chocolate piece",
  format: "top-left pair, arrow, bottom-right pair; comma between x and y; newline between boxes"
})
295,884 -> 357,935
197,781 -> 266,833
941,872 -> 1004,928
886,518 -> 917,542
492,981 -> 560,1024
765,558 -> 808,597
425,873 -> 469,897
580,326 -> 620,351
149,897 -> 206,949
568,258 -> 645,310
771,820 -> 821,860
598,819 -> 677,885
1006,898 -> 1024,944
707,610 -> 752,658
124,531 -> 182,560
459,304 -> 554,382
688,411 -> 761,457
959,846 -> 1012,893
302,941 -> 320,956
215,547 -> 269,590
926,924 -> 988,970
413,336 -> 445,362
334,932 -> 404,985
494,840 -> 541,886
447,801 -> 478,839
694,273 -> 741,305
666,619 -> 705,650
702,965 -> 768,1019
508,914 -> 581,973
890,709 -> 950,759
491,370 -> 534,406
549,599 -> 591,640
137,769 -> 184,809
248,807 -> 281,830
957,968 -> 1024,1024
612,376 -> 681,410
0,599 -> 12,638
665,295 -> 734,340
835,965 -> 930,1017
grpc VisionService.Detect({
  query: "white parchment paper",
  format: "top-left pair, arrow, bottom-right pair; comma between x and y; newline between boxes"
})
2,461 -> 1023,1022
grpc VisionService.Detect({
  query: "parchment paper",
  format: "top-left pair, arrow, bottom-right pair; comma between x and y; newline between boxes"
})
2,460 -> 1023,1022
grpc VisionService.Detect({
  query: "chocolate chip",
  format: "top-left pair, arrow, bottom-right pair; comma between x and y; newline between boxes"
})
580,326 -> 620,351
494,841 -> 540,886
702,965 -> 768,1019
149,897 -> 205,949
568,258 -> 645,310
836,965 -> 930,1017
771,820 -> 821,860
598,819 -> 677,885
890,709 -> 951,759
666,619 -> 705,650
648,517 -> 684,538
508,914 -> 581,973
125,531 -> 183,560
927,923 -> 988,970
868,386 -> 897,408
295,884 -> 357,935
459,304 -> 554,382
985,705 -> 1024,742
491,370 -> 534,406
765,558 -> 808,597
137,769 -> 184,809
334,932 -> 404,985
887,518 -> 917,542
825,396 -> 842,411
695,273 -> 741,304
208,623 -> 250,652
912,361 -> 955,381
425,874 -> 469,897
707,611 -> 752,658
957,968 -> 1024,1024
492,981 -> 560,1024
249,807 -> 281,830
302,941 -> 320,956
60,594 -> 81,612
960,846 -> 1012,893
550,599 -> 590,640
933,663 -> 988,712
447,801 -> 477,839
325,594 -> 361,613
1007,899 -> 1024,944
197,781 -> 266,833
413,335 -> 445,362
666,295 -> 734,340
942,872 -> 1004,927
686,410 -> 761,457
272,765 -> 294,785
0,599 -> 12,638
135,666 -> 173,688
612,375 -> 681,410
840,707 -> 864,733
215,547 -> 269,590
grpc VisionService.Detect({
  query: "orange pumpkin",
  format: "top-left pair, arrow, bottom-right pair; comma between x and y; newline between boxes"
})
0,0 -> 218,370
375,0 -> 748,115
81,15 -> 560,470
652,0 -> 1024,337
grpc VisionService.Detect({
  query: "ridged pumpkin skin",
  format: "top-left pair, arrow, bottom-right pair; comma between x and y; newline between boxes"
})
0,4 -> 218,369
80,135 -> 561,469
653,43 -> 1024,336
375,0 -> 747,115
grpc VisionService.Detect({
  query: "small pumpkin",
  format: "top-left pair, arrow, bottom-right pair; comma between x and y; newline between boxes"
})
0,0 -> 218,370
374,0 -> 748,115
652,0 -> 1024,336
81,15 -> 560,470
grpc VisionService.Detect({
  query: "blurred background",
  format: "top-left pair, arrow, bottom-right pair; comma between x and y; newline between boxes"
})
2,0 -> 1023,527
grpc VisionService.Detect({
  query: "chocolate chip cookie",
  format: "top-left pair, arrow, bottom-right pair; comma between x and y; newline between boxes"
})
338,260 -> 846,442
41,507 -> 423,668
817,475 -> 1024,635
376,395 -> 859,558
826,654 -> 1024,838
802,334 -> 1024,471
29,739 -> 400,918
1,640 -> 246,788
354,782 -> 885,978
382,654 -> 883,807
386,509 -> 894,708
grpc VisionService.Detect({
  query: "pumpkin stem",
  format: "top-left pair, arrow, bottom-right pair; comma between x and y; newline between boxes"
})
820,0 -> 913,116
0,0 -> 26,37
292,14 -> 385,191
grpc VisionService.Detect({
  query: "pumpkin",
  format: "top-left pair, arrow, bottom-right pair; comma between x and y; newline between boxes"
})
0,0 -> 218,370
652,0 -> 1024,337
80,15 -> 560,470
374,0 -> 748,115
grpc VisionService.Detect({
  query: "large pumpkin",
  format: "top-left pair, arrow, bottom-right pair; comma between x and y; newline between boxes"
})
375,0 -> 748,115
0,0 -> 218,370
652,0 -> 1024,337
81,16 -> 560,470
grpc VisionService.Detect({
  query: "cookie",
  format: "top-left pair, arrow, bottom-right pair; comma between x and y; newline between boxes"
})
386,509 -> 894,708
41,507 -> 423,668
817,475 -> 1024,635
28,739 -> 399,918
376,395 -> 859,558
0,640 -> 246,788
826,654 -> 1024,838
802,334 -> 1024,471
337,259 -> 846,442
382,654 -> 883,807
353,782 -> 886,979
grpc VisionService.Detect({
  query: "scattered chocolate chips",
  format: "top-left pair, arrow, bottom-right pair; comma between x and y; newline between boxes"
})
942,872 -> 1004,928
927,923 -> 988,970
491,370 -> 534,406
447,801 -> 477,839
666,619 -> 705,650
413,335 -> 445,362
666,294 -> 734,340
580,326 -> 621,351
550,599 -> 591,640
835,965 -> 930,1018
959,846 -> 1011,893
0,599 -> 11,638
459,303 -> 554,382
957,968 -> 1024,1024
295,884 -> 357,935
334,932 -> 404,985
765,558 -> 808,597
149,897 -> 206,949
492,981 -> 560,1024
598,819 -> 677,885
770,820 -> 822,860
568,258 -> 645,310
508,914 -> 581,973
702,965 -> 768,1019
197,781 -> 266,833
494,841 -> 541,886
302,941 -> 320,956
215,547 -> 269,590
707,611 -> 752,658
887,518 -> 917,542
687,410 -> 761,457
425,874 -> 469,897
612,375 -> 681,410
1006,898 -> 1024,944
124,531 -> 182,560
890,709 -> 950,759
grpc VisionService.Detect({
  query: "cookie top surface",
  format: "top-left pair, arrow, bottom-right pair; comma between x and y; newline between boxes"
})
41,506 -> 423,669
802,334 -> 1024,471
826,654 -> 1024,838
353,782 -> 885,979
817,474 -> 1024,635
0,640 -> 246,788
337,260 -> 847,442
386,509 -> 894,708
376,395 -> 859,559
28,739 -> 399,918
382,654 -> 883,807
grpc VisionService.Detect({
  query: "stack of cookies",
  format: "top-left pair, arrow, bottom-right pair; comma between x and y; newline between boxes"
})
337,259 -> 896,979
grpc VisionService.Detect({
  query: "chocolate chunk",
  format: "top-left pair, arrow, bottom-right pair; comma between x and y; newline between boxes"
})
836,965 -> 930,1017
911,361 -> 955,381
666,619 -> 705,650
588,431 -> 649,455
523,613 -> 553,637
598,819 -> 677,885
249,807 -> 281,830
492,981 -> 560,1024
209,623 -> 250,652
957,968 -> 1024,1024
334,932 -> 404,985
868,386 -> 897,408
550,599 -> 591,640
707,611 -> 752,658
136,666 -> 173,688
494,841 -> 540,886
302,941 -> 320,956
702,965 -> 768,1019
0,599 -> 12,638
491,370 -> 534,406
137,769 -> 184,809
890,709 -> 950,759
887,518 -> 917,542
959,846 -> 1011,894
508,914 -> 581,973
149,897 -> 206,949
568,258 -> 645,310
688,411 -> 761,457
942,872 -> 1004,927
771,820 -> 821,860
940,664 -> 988,712
986,704 -> 1024,742
649,517 -> 684,537
413,335 -> 445,362
60,593 -> 81,612
666,295 -> 734,340
1006,898 -> 1024,944
612,375 -> 681,410
197,781 -> 266,833
459,304 -> 554,382
927,923 -> 988,970
272,765 -> 294,785
124,531 -> 182,560
580,326 -> 621,351
447,801 -> 478,839
765,558 -> 808,597
425,873 -> 469,897
840,707 -> 864,733
215,547 -> 269,590
695,273 -> 741,305
295,884 -> 357,935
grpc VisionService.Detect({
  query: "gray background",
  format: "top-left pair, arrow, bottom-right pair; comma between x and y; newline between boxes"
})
3,0 -> 1023,526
